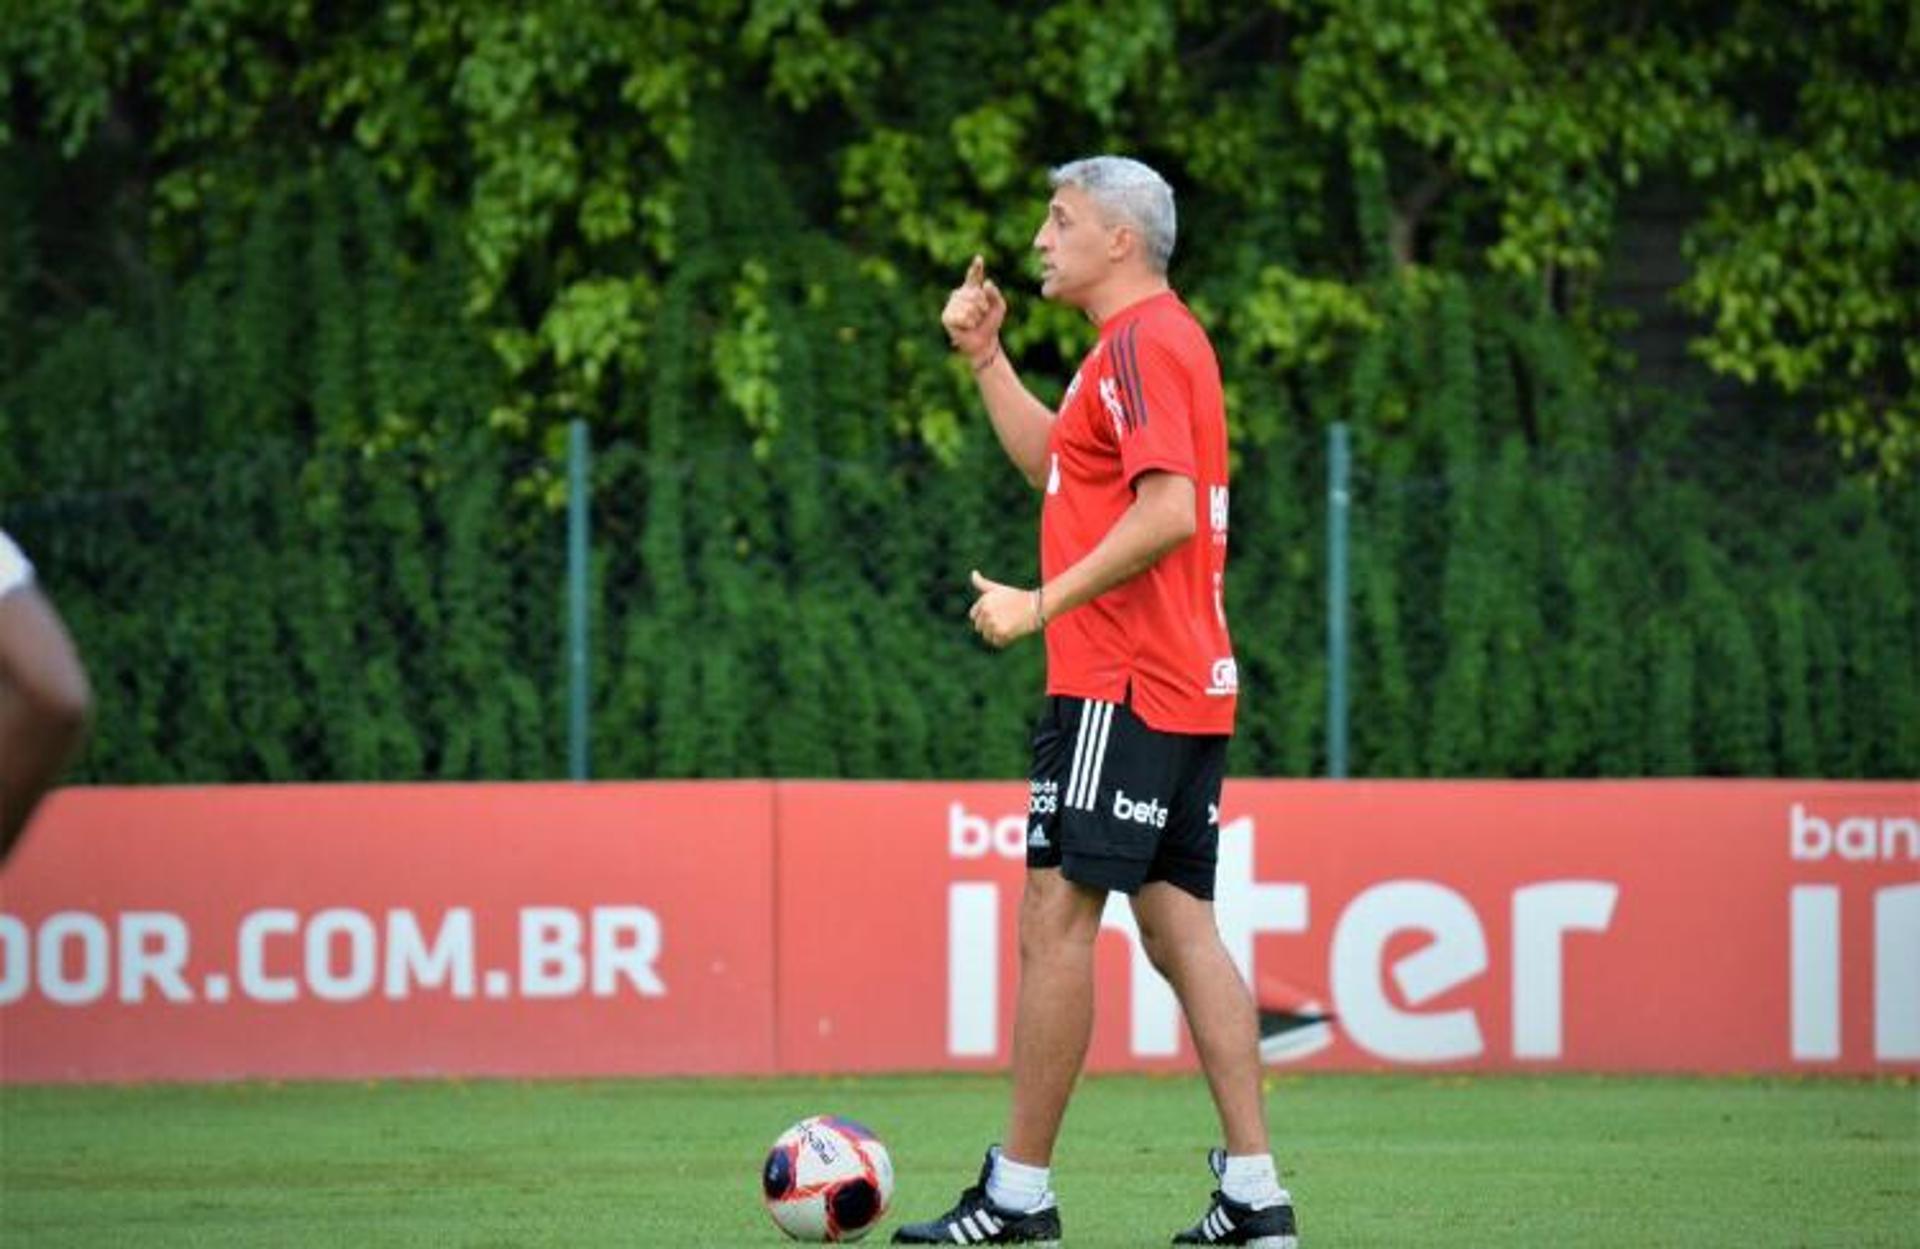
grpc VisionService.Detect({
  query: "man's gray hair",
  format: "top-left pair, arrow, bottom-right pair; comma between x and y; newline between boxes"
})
1049,155 -> 1177,273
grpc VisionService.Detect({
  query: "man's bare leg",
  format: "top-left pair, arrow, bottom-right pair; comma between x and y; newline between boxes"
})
1131,879 -> 1269,1155
1002,867 -> 1109,1167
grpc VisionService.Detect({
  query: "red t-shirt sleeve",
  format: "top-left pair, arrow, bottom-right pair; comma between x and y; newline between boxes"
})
1110,320 -> 1198,488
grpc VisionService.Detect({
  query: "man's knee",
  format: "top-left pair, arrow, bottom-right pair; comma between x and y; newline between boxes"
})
1139,920 -> 1190,983
1018,870 -> 1105,962
1130,884 -> 1218,982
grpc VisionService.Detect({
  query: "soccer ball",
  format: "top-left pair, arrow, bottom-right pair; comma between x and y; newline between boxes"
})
761,1115 -> 895,1242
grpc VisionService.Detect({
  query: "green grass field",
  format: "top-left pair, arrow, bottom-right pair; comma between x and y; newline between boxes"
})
2,1073 -> 1914,1247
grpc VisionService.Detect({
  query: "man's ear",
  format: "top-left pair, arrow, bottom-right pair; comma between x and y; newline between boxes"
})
1108,222 -> 1137,264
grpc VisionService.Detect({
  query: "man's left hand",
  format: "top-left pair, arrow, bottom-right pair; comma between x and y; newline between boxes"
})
968,570 -> 1040,649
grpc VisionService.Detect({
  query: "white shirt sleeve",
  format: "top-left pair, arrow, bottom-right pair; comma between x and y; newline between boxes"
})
0,529 -> 36,598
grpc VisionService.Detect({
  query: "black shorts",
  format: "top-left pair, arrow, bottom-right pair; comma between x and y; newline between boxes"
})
1025,695 -> 1228,899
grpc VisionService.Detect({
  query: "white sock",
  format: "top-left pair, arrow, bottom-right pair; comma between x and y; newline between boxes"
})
1221,1153 -> 1289,1210
986,1150 -> 1055,1213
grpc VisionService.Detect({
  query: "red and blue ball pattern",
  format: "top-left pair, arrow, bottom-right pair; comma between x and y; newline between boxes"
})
762,1115 -> 894,1242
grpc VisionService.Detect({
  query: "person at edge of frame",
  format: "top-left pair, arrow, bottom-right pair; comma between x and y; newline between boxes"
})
0,528 -> 92,864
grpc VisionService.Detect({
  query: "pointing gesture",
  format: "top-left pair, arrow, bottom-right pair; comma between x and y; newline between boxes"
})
942,254 -> 1006,369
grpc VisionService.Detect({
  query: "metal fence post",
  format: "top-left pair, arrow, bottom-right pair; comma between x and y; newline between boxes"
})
568,419 -> 592,781
1326,421 -> 1350,779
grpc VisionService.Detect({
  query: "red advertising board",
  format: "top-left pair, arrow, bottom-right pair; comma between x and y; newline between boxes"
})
778,781 -> 1917,1075
2,779 -> 1914,1082
0,784 -> 775,1082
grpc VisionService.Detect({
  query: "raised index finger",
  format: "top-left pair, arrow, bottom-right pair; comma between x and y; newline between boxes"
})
965,254 -> 985,289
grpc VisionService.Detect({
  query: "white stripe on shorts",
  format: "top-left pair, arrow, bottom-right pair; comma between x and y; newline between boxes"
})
1085,702 -> 1115,810
1068,701 -> 1114,812
1064,701 -> 1095,811
1093,702 -> 1120,810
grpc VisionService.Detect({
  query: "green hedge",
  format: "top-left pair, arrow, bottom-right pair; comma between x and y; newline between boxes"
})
6,159 -> 1913,782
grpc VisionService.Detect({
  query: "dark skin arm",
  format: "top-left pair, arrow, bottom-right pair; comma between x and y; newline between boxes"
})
0,585 -> 92,861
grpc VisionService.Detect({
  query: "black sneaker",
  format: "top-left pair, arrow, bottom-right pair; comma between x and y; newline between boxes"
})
1171,1149 -> 1298,1247
891,1147 -> 1062,1245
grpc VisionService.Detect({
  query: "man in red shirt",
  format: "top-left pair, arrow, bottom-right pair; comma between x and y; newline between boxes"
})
893,158 -> 1298,1248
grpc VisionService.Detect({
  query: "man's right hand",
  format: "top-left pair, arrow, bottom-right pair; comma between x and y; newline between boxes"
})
941,254 -> 1006,370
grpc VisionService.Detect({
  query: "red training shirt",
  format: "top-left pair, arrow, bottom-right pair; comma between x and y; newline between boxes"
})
1040,290 -> 1237,735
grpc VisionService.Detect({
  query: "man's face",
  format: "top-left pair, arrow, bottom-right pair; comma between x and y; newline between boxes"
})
1033,184 -> 1120,305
